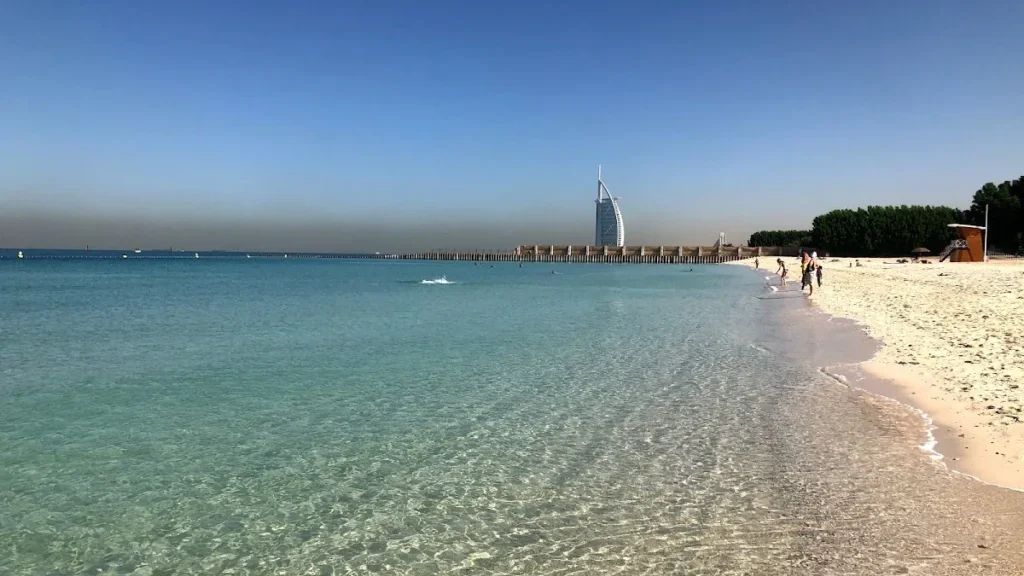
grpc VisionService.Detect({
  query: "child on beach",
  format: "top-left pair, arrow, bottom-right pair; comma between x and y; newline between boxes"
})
816,264 -> 823,287
775,258 -> 788,288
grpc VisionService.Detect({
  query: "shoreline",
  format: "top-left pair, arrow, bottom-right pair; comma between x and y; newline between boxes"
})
729,256 -> 1024,491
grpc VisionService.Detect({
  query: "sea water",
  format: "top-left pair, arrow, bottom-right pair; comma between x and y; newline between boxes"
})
2,259 -> 1022,575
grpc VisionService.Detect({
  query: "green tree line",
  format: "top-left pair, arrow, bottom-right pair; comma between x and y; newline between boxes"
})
967,177 -> 1023,254
747,230 -> 812,247
810,206 -> 963,257
746,174 -> 1024,256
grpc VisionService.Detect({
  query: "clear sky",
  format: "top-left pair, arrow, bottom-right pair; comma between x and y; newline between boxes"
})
2,0 -> 1022,251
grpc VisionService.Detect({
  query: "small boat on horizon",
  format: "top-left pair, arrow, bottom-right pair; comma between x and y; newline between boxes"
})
134,249 -> 142,254
17,250 -> 24,259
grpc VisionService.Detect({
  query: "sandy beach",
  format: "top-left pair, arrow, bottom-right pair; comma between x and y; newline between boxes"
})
734,256 -> 1024,490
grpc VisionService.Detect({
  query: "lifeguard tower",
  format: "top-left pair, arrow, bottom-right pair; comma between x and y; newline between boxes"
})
940,224 -> 987,262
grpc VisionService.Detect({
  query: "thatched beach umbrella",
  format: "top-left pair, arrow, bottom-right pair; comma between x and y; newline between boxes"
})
911,247 -> 930,255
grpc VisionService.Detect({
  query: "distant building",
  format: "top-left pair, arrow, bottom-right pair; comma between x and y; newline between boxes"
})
594,167 -> 624,246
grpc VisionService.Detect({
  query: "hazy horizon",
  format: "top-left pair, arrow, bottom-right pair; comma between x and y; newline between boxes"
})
0,208 -> 795,252
3,1 -> 1022,251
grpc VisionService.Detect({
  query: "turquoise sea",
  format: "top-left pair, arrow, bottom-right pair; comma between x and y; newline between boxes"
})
2,259 -> 1023,575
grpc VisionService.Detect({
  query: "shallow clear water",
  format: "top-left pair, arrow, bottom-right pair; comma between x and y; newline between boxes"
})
1,260 -> 1022,575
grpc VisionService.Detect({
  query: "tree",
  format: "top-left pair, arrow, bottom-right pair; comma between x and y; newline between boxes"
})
750,174 -> 1023,256
968,178 -> 1023,254
811,205 -> 962,256
748,230 -> 812,247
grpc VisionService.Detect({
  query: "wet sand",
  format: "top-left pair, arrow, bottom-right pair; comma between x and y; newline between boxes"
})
748,292 -> 1024,573
733,256 -> 1024,490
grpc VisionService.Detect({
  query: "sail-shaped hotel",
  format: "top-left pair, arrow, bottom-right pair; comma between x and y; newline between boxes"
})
594,167 -> 624,247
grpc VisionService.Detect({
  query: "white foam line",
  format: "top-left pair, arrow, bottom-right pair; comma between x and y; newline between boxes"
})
817,367 -> 848,387
902,403 -> 942,462
762,266 -> 1024,493
892,397 -> 1024,493
820,365 -> 940,459
820,364 -> 1024,494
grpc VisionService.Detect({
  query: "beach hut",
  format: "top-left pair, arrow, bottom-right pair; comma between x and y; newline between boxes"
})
941,224 -> 986,262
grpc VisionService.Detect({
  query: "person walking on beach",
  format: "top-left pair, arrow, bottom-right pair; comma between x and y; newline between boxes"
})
775,258 -> 788,288
754,257 -> 760,270
800,250 -> 815,296
810,251 -> 820,287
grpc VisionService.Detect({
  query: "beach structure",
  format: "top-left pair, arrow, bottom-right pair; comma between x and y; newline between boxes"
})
940,204 -> 991,263
940,224 -> 986,262
595,166 -> 624,247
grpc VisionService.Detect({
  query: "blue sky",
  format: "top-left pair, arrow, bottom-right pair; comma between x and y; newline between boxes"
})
2,0 -> 1022,250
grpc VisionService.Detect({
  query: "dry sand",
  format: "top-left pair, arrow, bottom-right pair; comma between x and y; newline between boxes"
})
732,256 -> 1024,490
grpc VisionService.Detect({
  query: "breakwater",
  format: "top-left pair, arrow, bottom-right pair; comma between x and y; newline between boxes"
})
384,245 -> 796,264
2,246 -> 797,264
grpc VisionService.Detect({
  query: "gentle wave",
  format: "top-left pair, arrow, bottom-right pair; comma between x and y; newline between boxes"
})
819,367 -> 849,386
421,276 -> 454,285
819,365 -> 945,464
